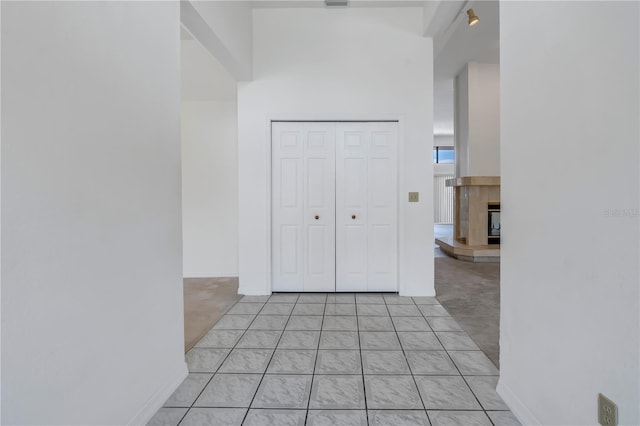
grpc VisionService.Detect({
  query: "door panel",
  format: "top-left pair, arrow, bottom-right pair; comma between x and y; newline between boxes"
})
343,224 -> 367,291
302,123 -> 335,292
336,123 -> 398,292
344,158 -> 366,207
367,124 -> 398,291
280,159 -> 299,207
368,224 -> 392,289
272,123 -> 304,291
369,158 -> 391,207
336,125 -> 369,291
307,225 -> 325,274
279,225 -> 299,274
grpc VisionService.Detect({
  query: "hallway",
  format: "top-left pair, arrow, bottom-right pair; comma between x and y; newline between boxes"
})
150,293 -> 519,425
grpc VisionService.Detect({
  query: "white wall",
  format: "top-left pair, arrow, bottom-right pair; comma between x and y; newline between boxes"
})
181,39 -> 237,101
499,2 -> 639,425
182,101 -> 238,277
180,37 -> 239,277
238,7 -> 434,296
434,164 -> 454,177
434,78 -> 455,135
434,134 -> 454,147
454,65 -> 469,177
1,2 -> 186,424
184,1 -> 253,81
455,62 -> 500,176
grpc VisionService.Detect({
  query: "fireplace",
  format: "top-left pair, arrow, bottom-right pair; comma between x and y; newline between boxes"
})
438,176 -> 500,262
488,203 -> 500,244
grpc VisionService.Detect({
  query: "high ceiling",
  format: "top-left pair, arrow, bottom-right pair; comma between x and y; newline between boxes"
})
181,0 -> 499,133
432,0 -> 499,135
434,0 -> 499,80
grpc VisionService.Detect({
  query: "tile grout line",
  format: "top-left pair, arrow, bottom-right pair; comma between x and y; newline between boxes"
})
239,292 -> 300,425
178,295 -> 270,425
306,293 -> 327,423
384,295 -> 430,423
421,300 -> 497,425
413,297 -> 446,426
355,297 -> 370,426
174,407 -> 189,426
424,301 -> 499,371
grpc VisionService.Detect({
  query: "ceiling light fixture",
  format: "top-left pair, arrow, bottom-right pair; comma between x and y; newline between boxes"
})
466,8 -> 480,26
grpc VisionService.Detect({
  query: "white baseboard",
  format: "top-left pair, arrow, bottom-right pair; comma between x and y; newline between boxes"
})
128,361 -> 188,425
238,287 -> 272,296
496,380 -> 541,426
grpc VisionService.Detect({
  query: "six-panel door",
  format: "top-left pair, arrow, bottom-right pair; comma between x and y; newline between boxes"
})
272,122 -> 336,292
272,122 -> 398,292
336,122 -> 398,292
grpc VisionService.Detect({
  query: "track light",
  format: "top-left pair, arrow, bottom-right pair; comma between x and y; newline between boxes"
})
466,8 -> 480,26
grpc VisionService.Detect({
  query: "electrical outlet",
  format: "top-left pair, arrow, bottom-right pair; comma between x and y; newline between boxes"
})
408,192 -> 419,202
598,393 -> 618,426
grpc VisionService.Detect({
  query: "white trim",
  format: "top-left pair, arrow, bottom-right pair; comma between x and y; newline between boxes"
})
265,117 -> 273,295
238,288 -> 272,296
127,361 -> 188,426
496,380 -> 542,426
267,115 -> 404,294
396,117 -> 406,295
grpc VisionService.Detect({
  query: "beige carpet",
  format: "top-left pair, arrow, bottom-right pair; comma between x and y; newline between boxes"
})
183,277 -> 241,352
434,250 -> 501,368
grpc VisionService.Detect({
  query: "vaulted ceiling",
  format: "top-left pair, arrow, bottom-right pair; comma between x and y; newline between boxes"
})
181,0 -> 499,134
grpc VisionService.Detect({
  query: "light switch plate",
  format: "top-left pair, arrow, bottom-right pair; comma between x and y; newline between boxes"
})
408,192 -> 419,202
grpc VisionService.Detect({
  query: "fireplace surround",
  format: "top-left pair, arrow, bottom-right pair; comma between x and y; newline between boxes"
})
436,176 -> 500,262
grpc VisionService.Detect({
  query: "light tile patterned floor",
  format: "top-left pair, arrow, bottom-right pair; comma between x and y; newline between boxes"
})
149,293 -> 521,426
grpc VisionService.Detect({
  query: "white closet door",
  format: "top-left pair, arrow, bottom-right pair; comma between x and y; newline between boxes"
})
336,122 -> 398,292
336,124 -> 369,292
272,122 -> 336,292
302,123 -> 336,292
367,123 -> 398,291
274,121 -> 396,293
272,122 -> 304,291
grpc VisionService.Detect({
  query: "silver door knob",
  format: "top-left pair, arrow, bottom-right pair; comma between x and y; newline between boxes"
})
315,215 -> 319,220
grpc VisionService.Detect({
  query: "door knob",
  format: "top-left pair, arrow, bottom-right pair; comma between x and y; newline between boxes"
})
352,215 -> 356,220
315,215 -> 319,220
